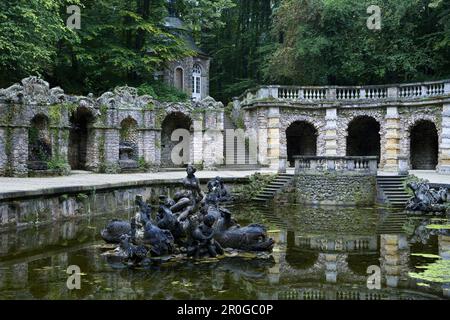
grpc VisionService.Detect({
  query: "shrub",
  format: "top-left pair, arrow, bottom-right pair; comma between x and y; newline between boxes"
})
47,156 -> 71,176
137,82 -> 189,102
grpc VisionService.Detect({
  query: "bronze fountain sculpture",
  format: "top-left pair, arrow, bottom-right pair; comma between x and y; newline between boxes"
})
101,165 -> 274,265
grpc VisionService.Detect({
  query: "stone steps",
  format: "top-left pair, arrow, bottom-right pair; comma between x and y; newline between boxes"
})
377,214 -> 408,234
252,174 -> 294,203
248,204 -> 288,228
377,175 -> 410,208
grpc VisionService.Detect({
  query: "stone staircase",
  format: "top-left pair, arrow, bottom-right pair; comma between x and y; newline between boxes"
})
377,175 -> 410,208
252,174 -> 294,203
251,203 -> 288,228
377,213 -> 408,234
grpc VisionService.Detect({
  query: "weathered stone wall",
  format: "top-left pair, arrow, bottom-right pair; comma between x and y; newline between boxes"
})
164,55 -> 210,100
278,173 -> 377,206
0,77 -> 224,176
235,81 -> 450,173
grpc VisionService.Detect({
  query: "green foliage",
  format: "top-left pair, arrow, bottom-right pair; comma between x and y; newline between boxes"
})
233,173 -> 276,201
47,156 -> 71,176
176,0 -> 236,42
264,0 -> 450,85
138,157 -> 149,171
403,175 -> 429,196
200,0 -> 274,103
0,0 -> 193,94
137,82 -> 189,102
409,259 -> 450,283
49,105 -> 63,125
0,0 -> 78,86
99,162 -> 121,174
76,193 -> 89,202
224,101 -> 244,129
1,0 -> 449,104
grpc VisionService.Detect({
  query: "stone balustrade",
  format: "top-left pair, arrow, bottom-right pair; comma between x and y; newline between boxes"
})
236,79 -> 450,106
294,156 -> 378,175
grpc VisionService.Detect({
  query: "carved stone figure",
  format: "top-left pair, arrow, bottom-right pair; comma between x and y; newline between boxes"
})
156,197 -> 184,241
101,219 -> 132,243
182,164 -> 205,202
132,195 -> 175,256
214,224 -> 275,252
206,176 -> 232,202
406,182 -> 448,214
115,234 -> 149,265
187,214 -> 224,259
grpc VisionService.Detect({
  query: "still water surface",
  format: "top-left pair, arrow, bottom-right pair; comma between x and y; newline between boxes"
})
0,203 -> 449,300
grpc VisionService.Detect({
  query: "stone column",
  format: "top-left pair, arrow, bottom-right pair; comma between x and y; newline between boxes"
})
192,115 -> 204,165
438,103 -> 450,173
141,130 -> 156,165
267,107 -> 280,170
324,253 -> 338,283
155,130 -> 162,166
267,230 -> 286,285
257,111 -> 268,166
383,106 -> 403,173
85,128 -> 101,171
104,128 -> 120,165
11,127 -> 28,177
215,111 -> 224,166
0,127 -> 7,175
324,108 -> 338,156
380,234 -> 409,288
203,111 -> 224,169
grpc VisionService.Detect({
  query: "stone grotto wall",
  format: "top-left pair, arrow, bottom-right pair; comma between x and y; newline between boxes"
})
0,77 -> 224,177
277,173 -> 377,206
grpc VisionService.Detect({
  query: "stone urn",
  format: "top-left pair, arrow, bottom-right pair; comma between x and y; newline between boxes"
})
119,142 -> 138,169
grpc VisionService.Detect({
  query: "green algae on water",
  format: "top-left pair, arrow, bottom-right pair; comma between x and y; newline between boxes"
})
409,260 -> 450,283
411,253 -> 441,259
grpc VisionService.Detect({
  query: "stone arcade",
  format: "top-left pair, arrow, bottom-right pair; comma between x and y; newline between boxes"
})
0,78 -> 450,177
232,80 -> 450,174
0,77 -> 224,177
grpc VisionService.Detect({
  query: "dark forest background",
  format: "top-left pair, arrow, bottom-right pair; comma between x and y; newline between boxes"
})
0,0 -> 449,103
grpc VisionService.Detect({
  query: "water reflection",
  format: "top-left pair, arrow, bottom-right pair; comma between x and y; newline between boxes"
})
0,204 -> 448,300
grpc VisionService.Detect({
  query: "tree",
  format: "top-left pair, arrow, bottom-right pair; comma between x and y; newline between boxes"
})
53,0 -> 193,94
200,0 -> 274,102
0,0 -> 76,87
263,0 -> 450,86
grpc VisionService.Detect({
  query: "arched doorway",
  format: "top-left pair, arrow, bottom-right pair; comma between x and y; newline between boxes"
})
410,120 -> 438,170
346,116 -> 380,161
28,114 -> 52,170
286,121 -> 317,167
192,64 -> 202,101
174,67 -> 184,91
119,117 -> 139,169
161,112 -> 192,167
68,108 -> 94,170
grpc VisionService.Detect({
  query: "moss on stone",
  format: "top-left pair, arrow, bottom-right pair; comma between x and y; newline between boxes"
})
49,104 -> 62,125
154,108 -> 166,129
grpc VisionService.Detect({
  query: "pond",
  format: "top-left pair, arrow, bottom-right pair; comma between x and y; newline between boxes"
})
0,202 -> 449,300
